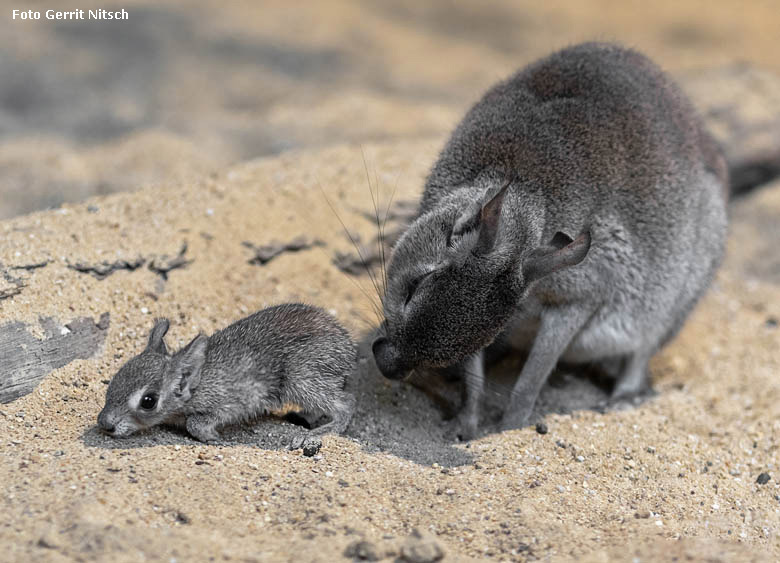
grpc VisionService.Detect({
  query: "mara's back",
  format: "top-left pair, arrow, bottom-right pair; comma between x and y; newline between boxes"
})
421,42 -> 727,218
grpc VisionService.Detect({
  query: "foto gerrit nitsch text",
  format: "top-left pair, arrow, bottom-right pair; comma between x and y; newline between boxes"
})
12,9 -> 128,20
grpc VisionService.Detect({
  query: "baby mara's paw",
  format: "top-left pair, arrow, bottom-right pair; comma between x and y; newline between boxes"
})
186,416 -> 221,444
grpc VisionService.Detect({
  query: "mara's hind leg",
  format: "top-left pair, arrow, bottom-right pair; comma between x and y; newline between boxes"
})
610,348 -> 655,403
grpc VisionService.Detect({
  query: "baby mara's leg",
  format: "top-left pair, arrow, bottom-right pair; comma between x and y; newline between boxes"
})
289,391 -> 355,451
286,366 -> 356,452
186,413 -> 221,443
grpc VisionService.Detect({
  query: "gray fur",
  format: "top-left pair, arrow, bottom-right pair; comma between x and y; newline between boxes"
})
98,304 -> 356,451
372,42 -> 728,438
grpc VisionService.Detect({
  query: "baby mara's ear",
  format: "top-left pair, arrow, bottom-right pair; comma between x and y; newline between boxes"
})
172,334 -> 208,401
147,318 -> 170,355
523,229 -> 591,284
452,178 -> 513,256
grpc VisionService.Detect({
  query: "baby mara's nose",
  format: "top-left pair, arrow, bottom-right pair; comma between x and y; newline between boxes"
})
97,411 -> 116,434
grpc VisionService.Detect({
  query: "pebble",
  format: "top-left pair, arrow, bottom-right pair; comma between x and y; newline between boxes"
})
344,540 -> 381,561
37,532 -> 58,549
576,455 -> 585,462
535,422 -> 548,435
756,472 -> 771,485
399,529 -> 444,563
302,442 -> 321,457
766,316 -> 778,328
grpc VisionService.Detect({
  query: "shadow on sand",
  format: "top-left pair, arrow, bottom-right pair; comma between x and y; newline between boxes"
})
82,332 -> 638,467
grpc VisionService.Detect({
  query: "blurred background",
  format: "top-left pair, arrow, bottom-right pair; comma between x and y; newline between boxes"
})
1,0 -> 778,219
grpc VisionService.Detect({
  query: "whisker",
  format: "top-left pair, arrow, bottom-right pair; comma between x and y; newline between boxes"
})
361,148 -> 387,301
349,308 -> 379,331
315,177 -> 384,322
264,179 -> 382,325
275,172 -> 384,325
372,159 -> 388,299
379,170 -> 401,300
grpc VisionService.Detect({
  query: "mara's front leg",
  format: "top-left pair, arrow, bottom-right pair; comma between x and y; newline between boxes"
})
448,351 -> 485,441
500,304 -> 595,431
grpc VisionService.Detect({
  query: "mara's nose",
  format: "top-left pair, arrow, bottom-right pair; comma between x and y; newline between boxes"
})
97,411 -> 115,434
372,336 -> 410,380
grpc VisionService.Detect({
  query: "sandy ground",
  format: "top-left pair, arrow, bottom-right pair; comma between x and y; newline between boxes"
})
2,0 -> 780,217
0,139 -> 779,562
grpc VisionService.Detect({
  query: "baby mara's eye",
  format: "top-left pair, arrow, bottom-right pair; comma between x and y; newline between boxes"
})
140,394 -> 158,410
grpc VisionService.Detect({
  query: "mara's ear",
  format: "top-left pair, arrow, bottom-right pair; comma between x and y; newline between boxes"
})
174,334 -> 208,400
523,230 -> 591,284
452,179 -> 513,255
475,179 -> 512,255
147,318 -> 170,355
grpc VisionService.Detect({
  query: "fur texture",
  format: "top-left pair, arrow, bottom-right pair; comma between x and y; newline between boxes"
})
372,42 -> 728,438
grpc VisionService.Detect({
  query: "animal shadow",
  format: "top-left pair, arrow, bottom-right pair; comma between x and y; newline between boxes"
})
82,331 -> 652,467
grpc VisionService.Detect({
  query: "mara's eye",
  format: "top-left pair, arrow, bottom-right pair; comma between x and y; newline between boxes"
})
140,394 -> 157,410
404,271 -> 433,306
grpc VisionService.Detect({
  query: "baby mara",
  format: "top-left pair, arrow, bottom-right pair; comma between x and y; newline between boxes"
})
98,304 -> 356,453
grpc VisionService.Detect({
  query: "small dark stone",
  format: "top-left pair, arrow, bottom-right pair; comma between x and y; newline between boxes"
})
302,441 -> 321,457
344,540 -> 381,561
535,422 -> 548,435
87,205 -> 99,213
174,511 -> 190,525
517,543 -> 530,552
37,535 -> 58,549
756,472 -> 771,485
766,317 -> 778,328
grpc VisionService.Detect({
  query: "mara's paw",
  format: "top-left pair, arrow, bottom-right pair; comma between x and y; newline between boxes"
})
499,408 -> 532,433
445,412 -> 479,442
600,386 -> 657,412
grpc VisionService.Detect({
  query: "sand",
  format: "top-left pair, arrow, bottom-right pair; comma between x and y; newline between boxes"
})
0,138 -> 779,561
4,0 -> 780,218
